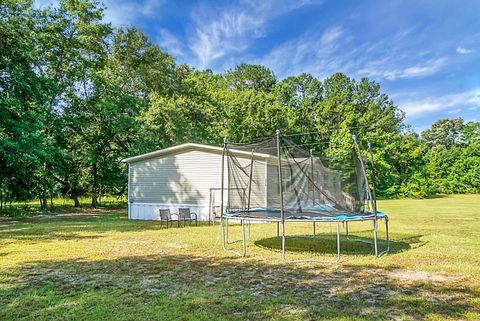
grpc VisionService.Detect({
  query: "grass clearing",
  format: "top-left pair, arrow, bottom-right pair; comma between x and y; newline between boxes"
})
1,195 -> 479,320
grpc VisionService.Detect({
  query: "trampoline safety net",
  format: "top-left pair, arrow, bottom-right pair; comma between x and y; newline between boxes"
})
225,134 -> 373,220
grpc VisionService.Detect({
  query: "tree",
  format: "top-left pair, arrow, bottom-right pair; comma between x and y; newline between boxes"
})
274,73 -> 323,138
40,0 -> 112,207
1,0 -> 478,211
422,118 -> 465,149
0,0 -> 55,209
422,119 -> 480,194
224,64 -> 276,92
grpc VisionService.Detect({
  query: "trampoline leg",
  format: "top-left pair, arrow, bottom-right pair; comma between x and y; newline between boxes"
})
373,219 -> 379,257
242,219 -> 247,257
221,217 -> 248,257
220,218 -> 226,249
313,222 -> 316,238
226,218 -> 229,244
385,218 -> 390,253
378,218 -> 390,257
345,221 -> 349,237
336,222 -> 341,262
281,221 -> 286,260
276,221 -> 280,237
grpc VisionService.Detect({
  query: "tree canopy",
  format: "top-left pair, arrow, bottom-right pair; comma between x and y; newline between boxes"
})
1,0 -> 479,209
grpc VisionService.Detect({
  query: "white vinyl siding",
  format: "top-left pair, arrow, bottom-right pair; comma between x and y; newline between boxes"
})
249,161 -> 267,208
266,164 -> 280,208
129,150 -> 225,205
226,159 -> 266,210
127,147 -> 268,220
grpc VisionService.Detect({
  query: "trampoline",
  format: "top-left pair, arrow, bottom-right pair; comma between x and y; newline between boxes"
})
219,130 -> 389,262
225,208 -> 388,221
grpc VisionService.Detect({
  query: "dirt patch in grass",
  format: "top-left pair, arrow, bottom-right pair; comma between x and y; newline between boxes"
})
2,196 -> 480,320
3,255 -> 478,320
165,242 -> 188,249
388,270 -> 464,283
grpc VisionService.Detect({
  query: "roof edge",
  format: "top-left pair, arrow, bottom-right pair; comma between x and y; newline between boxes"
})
121,143 -> 272,164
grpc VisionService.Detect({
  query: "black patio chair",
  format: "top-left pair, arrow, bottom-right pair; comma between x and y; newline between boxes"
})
159,209 -> 179,228
178,208 -> 198,227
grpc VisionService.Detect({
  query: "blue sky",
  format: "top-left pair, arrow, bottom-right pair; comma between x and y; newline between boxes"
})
36,0 -> 480,132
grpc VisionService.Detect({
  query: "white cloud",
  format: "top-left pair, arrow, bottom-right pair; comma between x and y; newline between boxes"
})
34,0 -> 165,26
103,0 -> 165,26
187,0 -> 320,69
255,25 -> 351,78
447,108 -> 462,115
320,26 -> 344,44
256,21 -> 449,81
157,29 -> 186,59
362,58 -> 447,80
189,9 -> 261,68
456,46 -> 472,54
399,88 -> 480,118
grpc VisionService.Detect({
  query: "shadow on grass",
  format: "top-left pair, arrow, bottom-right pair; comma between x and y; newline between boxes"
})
254,233 -> 419,256
0,254 -> 478,320
0,210 -> 176,246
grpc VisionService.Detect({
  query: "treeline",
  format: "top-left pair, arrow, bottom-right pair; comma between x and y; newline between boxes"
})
1,0 -> 479,210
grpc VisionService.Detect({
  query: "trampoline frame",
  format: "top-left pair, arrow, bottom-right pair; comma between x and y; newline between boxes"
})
219,130 -> 390,262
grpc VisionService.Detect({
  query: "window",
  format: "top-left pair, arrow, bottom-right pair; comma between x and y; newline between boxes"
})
281,167 -> 292,193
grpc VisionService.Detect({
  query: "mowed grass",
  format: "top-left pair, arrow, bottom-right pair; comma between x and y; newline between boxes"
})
0,195 -> 479,320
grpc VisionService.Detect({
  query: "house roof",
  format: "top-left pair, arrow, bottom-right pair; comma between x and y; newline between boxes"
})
121,142 -> 273,164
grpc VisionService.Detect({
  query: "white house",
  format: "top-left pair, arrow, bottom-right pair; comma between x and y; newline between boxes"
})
121,143 -> 276,222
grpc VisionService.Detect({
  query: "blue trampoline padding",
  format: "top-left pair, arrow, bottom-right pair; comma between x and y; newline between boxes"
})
231,208 -> 277,213
314,211 -> 386,221
311,204 -> 335,211
224,209 -> 387,221
376,211 -> 386,217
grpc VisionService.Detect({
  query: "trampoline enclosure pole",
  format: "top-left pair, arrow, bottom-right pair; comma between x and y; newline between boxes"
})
220,138 -> 227,247
368,142 -> 379,256
247,149 -> 254,210
353,135 -> 379,256
367,142 -> 378,217
310,149 -> 315,207
276,129 -> 286,259
352,135 -> 374,214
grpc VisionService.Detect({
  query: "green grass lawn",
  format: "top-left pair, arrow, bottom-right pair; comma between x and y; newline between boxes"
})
1,195 -> 479,320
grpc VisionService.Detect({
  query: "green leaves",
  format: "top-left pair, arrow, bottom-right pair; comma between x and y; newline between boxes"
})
420,119 -> 480,195
1,0 -> 478,208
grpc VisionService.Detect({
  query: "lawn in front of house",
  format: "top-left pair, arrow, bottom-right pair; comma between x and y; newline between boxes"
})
0,195 -> 479,320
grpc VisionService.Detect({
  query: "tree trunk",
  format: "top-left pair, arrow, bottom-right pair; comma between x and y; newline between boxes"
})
91,192 -> 98,208
40,192 -> 48,210
72,193 -> 80,207
91,162 -> 98,208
